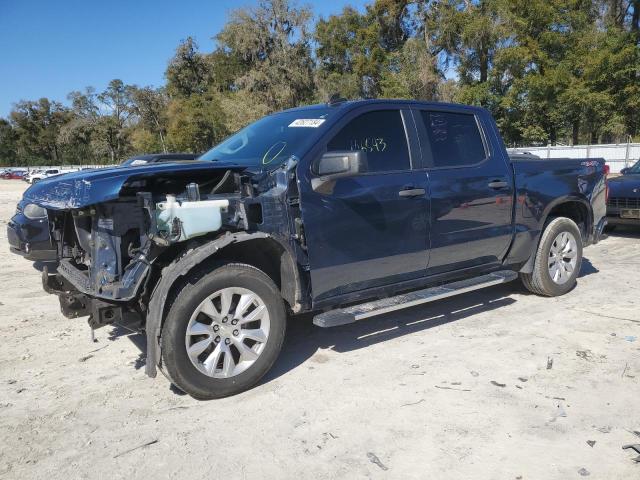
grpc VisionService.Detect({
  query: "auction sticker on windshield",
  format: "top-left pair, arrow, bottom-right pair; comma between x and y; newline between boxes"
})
289,119 -> 326,128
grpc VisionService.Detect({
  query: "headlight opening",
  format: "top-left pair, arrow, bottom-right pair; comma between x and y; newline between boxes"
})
23,203 -> 48,219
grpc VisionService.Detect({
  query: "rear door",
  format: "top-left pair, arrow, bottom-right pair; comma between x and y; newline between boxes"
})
300,106 -> 430,302
414,107 -> 514,274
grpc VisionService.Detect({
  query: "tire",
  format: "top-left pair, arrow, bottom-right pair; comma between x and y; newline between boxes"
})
520,217 -> 583,297
161,263 -> 286,399
603,224 -> 616,233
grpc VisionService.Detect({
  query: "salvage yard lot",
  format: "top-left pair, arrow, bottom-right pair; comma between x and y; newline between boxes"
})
0,178 -> 638,479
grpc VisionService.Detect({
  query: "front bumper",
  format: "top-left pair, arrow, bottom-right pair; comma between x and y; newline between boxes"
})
7,213 -> 57,261
606,215 -> 640,226
606,205 -> 640,227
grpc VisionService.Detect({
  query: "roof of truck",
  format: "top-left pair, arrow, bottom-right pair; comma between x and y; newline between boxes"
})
280,98 -> 484,114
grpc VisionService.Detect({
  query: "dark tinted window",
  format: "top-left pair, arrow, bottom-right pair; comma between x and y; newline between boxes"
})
327,110 -> 410,172
421,111 -> 486,168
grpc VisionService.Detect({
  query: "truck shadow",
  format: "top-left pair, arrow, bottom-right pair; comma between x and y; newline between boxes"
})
106,260 -> 599,394
105,283 -> 520,390
107,284 -> 520,391
604,226 -> 640,239
261,283 -> 520,385
579,257 -> 598,278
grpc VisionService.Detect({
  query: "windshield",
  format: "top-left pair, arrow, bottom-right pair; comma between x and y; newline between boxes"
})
626,160 -> 640,174
198,108 -> 334,169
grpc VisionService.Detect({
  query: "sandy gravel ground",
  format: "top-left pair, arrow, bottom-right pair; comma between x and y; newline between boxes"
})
0,178 -> 638,479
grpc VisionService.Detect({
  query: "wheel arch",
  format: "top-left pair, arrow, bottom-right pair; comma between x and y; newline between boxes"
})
520,196 -> 592,274
144,232 -> 302,378
542,196 -> 593,240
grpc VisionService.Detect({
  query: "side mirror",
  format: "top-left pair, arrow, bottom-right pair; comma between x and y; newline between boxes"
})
312,150 -> 368,194
620,167 -> 629,175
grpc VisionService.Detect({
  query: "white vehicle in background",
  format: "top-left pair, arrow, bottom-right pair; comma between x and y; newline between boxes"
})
23,169 -> 44,183
28,168 -> 78,184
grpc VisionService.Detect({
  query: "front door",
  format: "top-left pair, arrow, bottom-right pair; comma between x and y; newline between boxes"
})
300,108 -> 429,302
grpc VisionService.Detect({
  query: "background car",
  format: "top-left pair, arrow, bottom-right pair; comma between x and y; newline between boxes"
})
2,169 -> 27,179
606,159 -> 640,229
23,169 -> 44,182
28,168 -> 79,183
619,159 -> 640,175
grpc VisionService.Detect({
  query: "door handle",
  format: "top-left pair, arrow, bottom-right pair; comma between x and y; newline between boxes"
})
399,188 -> 426,198
488,180 -> 509,189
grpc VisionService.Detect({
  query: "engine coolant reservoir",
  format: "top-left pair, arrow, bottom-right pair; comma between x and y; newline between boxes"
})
156,195 -> 229,242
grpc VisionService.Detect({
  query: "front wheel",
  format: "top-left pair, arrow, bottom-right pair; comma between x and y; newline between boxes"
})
161,263 -> 286,399
520,217 -> 583,297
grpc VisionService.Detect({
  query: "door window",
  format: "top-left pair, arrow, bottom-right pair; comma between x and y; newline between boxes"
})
421,111 -> 486,168
327,110 -> 411,172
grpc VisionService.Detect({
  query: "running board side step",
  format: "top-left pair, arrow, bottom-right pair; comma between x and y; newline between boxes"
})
313,270 -> 518,328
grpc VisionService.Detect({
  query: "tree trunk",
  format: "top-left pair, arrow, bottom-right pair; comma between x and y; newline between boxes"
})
159,130 -> 167,153
479,39 -> 489,83
572,120 -> 580,145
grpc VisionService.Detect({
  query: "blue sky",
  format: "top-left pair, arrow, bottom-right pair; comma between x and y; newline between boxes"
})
0,0 -> 368,117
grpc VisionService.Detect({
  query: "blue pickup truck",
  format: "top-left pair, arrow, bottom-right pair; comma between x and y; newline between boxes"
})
10,99 -> 607,399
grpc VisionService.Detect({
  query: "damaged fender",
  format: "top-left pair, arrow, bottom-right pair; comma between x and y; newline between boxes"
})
145,231 -> 302,378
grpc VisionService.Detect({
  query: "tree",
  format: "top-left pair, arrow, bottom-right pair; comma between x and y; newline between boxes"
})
166,92 -> 228,154
58,87 -> 100,164
2,0 -> 640,163
314,6 -> 373,98
380,37 -> 442,100
315,1 -> 416,99
9,98 -> 70,165
130,86 -> 169,152
166,37 -> 211,98
0,119 -> 18,166
95,79 -> 134,162
216,0 -> 315,110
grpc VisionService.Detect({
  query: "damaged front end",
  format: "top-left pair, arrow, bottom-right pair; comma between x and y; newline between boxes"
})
29,160 -> 296,335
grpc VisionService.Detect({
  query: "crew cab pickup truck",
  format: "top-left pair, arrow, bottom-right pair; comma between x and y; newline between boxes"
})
10,99 -> 607,399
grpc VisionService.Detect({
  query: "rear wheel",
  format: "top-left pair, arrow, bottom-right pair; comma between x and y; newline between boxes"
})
161,263 -> 286,399
520,217 -> 583,297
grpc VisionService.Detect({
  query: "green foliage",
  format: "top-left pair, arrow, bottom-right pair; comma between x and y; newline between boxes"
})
166,37 -> 211,98
215,0 -> 315,110
0,119 -> 18,166
380,38 -> 442,100
129,86 -> 169,152
1,0 -> 639,166
8,98 -> 70,165
166,92 -> 228,154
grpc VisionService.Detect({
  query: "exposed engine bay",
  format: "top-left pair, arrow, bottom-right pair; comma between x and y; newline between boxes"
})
42,159 -> 303,332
